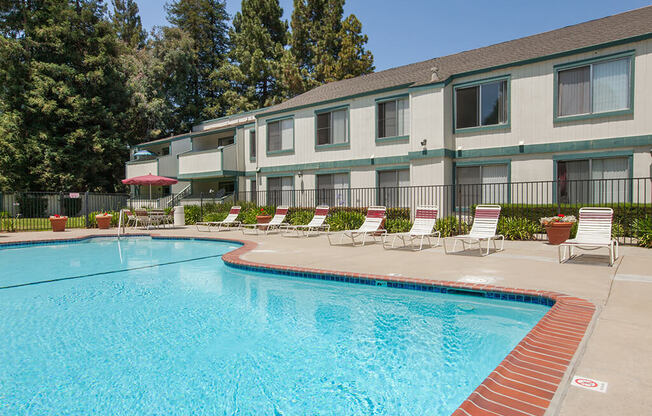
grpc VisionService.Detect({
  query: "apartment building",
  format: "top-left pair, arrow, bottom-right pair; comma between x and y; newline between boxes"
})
125,6 -> 652,207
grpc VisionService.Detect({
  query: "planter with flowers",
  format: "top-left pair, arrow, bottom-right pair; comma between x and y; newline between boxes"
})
95,212 -> 113,229
49,214 -> 68,232
256,208 -> 273,230
540,214 -> 577,245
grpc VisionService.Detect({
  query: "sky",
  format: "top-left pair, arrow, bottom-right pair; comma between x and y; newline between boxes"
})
134,0 -> 651,71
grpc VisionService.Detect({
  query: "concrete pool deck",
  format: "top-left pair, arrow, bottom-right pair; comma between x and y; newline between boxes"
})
1,227 -> 651,415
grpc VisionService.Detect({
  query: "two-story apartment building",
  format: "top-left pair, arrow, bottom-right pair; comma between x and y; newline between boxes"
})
125,6 -> 652,208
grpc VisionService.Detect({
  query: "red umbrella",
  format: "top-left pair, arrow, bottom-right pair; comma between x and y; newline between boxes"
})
122,174 -> 178,200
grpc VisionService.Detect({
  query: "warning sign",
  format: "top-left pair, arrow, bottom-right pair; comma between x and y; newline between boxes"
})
571,376 -> 608,393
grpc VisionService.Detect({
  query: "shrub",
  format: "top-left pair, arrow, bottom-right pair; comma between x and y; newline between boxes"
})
327,210 -> 365,231
88,210 -> 120,227
287,209 -> 314,225
632,216 -> 652,248
386,218 -> 412,233
435,216 -> 469,237
184,205 -> 202,225
203,212 -> 226,222
498,217 -> 541,240
0,212 -> 15,232
17,194 -> 48,217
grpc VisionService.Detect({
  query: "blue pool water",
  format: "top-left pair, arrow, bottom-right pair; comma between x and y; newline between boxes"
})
0,237 -> 548,415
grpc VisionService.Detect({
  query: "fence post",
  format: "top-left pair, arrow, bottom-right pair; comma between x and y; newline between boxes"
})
200,192 -> 203,221
84,191 -> 90,228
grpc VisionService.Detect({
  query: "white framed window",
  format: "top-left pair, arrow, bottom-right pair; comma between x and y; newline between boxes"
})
377,97 -> 409,139
316,173 -> 349,206
316,108 -> 348,146
455,79 -> 508,130
267,176 -> 293,205
267,118 -> 293,153
556,56 -> 631,118
557,156 -> 629,203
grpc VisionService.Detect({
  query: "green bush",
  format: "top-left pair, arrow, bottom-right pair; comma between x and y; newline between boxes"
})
184,205 -> 202,225
435,216 -> 469,237
17,194 -> 48,217
327,210 -> 365,231
287,209 -> 314,225
203,212 -> 226,222
386,218 -> 412,233
88,210 -> 120,227
632,216 -> 652,248
498,216 -> 541,240
0,212 -> 16,232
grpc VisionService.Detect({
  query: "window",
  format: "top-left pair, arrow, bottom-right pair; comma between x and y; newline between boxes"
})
317,173 -> 349,206
161,146 -> 170,156
455,79 -> 508,130
557,56 -> 631,118
456,164 -> 509,205
267,176 -> 293,205
557,157 -> 629,204
249,129 -> 256,160
218,136 -> 234,147
316,108 -> 348,146
377,169 -> 410,207
267,118 -> 293,153
250,179 -> 257,204
377,97 -> 409,139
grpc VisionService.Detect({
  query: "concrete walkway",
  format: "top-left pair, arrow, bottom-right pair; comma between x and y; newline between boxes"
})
1,227 -> 650,415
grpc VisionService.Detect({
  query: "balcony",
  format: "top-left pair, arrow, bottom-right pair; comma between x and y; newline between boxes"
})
178,145 -> 238,179
125,159 -> 158,178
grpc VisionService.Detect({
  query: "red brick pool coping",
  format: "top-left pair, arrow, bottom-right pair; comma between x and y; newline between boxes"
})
2,233 -> 596,416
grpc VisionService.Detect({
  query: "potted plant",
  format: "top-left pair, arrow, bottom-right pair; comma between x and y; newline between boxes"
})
540,214 -> 577,245
95,212 -> 113,229
256,207 -> 273,230
49,214 -> 68,232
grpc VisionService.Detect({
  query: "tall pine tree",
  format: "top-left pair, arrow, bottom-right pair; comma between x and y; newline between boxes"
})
221,0 -> 288,113
166,0 -> 230,120
111,0 -> 146,49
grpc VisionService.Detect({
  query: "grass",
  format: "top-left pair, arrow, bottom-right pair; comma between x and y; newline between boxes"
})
1,216 -> 88,232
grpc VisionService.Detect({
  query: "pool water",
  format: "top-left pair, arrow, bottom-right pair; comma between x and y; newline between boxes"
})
0,237 -> 548,415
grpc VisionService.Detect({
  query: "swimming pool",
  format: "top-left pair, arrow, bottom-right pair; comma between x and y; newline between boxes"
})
0,237 -> 549,415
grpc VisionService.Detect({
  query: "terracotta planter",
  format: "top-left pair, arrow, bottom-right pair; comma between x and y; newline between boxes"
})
256,215 -> 272,230
96,215 -> 113,229
544,222 -> 573,245
49,216 -> 68,232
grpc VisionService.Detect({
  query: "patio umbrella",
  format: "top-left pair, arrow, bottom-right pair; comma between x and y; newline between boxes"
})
133,150 -> 156,158
122,174 -> 178,200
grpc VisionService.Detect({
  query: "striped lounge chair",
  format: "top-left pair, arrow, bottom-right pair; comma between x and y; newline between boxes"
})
383,205 -> 440,251
282,205 -> 330,237
241,205 -> 289,235
444,205 -> 504,256
328,206 -> 387,247
558,207 -> 618,266
196,206 -> 241,232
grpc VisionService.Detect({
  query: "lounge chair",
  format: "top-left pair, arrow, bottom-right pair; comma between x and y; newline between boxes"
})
241,205 -> 289,235
558,207 -> 618,266
444,205 -> 504,256
383,205 -> 440,251
122,209 -> 137,228
282,205 -> 330,237
327,206 -> 387,246
196,206 -> 241,232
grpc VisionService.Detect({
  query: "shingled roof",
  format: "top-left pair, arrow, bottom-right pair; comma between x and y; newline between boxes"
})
259,5 -> 652,116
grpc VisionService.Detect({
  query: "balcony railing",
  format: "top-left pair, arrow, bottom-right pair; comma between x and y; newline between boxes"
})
125,159 -> 157,178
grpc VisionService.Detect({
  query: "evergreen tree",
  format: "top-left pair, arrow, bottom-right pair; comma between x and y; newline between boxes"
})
111,0 -> 146,49
222,0 -> 288,113
166,0 -> 230,120
287,0 -> 373,94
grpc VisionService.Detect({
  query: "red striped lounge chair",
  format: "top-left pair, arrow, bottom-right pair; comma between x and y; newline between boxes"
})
558,207 -> 618,266
444,205 -> 504,256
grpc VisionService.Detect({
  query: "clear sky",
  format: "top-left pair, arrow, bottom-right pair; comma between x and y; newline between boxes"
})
134,0 -> 651,71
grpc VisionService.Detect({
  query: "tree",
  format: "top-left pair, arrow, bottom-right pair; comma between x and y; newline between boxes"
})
287,0 -> 373,94
111,0 -> 146,49
166,0 -> 230,120
222,0 -> 288,113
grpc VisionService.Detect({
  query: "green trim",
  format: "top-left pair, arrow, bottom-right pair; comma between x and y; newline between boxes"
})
552,150 -> 633,161
257,84 -> 413,119
553,50 -> 635,123
407,80 -> 450,92
375,164 -> 410,172
266,116 -> 295,156
245,171 -> 257,177
314,106 -> 350,150
265,173 -> 295,178
453,74 -> 511,134
125,159 -> 158,166
408,148 -> 456,160
375,96 -> 410,140
242,122 -> 256,129
375,93 -> 409,103
314,169 -> 351,175
376,135 -> 409,144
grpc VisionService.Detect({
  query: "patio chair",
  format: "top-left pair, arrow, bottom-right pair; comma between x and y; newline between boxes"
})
196,206 -> 241,232
444,205 -> 504,256
558,207 -> 618,266
134,209 -> 155,229
241,205 -> 289,235
281,205 -> 330,237
122,209 -> 137,228
383,205 -> 441,251
327,206 -> 387,247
